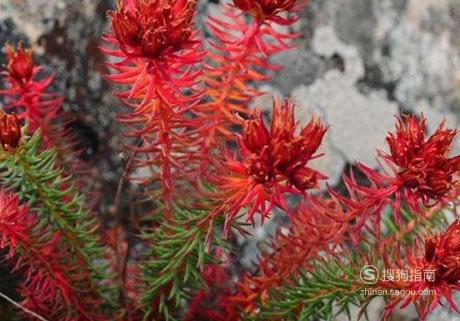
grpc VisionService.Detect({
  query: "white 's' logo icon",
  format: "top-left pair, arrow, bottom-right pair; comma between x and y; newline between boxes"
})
360,265 -> 379,284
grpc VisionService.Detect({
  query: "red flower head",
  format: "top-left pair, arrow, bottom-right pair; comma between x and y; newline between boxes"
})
269,102 -> 325,187
1,44 -> 73,152
5,43 -> 34,85
233,0 -> 307,19
102,0 -> 203,105
0,111 -> 21,150
209,99 -> 327,232
382,221 -> 460,320
424,221 -> 460,284
108,0 -> 198,57
243,100 -> 327,190
385,115 -> 460,202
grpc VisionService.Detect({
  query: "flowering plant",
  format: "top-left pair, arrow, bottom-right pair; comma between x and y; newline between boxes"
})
0,1 -> 460,321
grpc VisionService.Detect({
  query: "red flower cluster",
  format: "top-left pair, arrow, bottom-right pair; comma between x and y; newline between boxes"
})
382,115 -> 460,211
425,221 -> 460,284
103,0 -> 203,106
386,115 -> 460,201
5,43 -> 34,85
1,44 -> 63,146
382,221 -> 460,320
233,0 -> 306,21
340,115 -> 460,227
0,44 -> 92,190
207,100 -> 326,233
109,0 -> 197,58
0,111 -> 21,150
243,101 -> 326,190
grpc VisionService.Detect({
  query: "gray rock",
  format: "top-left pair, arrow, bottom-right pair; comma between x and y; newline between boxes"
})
271,50 -> 328,95
333,0 -> 377,57
292,26 -> 398,184
1,0 -> 460,320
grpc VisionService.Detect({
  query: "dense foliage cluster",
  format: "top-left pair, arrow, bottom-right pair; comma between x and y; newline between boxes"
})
0,1 -> 460,321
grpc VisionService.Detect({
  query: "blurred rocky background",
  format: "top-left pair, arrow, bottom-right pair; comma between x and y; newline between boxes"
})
1,0 -> 460,320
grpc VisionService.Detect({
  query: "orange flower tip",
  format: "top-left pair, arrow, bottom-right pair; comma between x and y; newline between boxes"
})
0,111 -> 21,150
4,43 -> 34,84
109,0 -> 198,58
233,0 -> 307,19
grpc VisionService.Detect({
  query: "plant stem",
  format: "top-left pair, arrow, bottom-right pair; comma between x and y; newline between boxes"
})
0,291 -> 50,321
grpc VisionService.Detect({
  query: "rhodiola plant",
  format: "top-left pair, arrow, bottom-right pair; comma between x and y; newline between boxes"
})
0,1 -> 459,321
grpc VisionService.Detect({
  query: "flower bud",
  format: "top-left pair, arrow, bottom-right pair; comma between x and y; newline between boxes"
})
5,43 -> 34,84
0,112 -> 21,150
